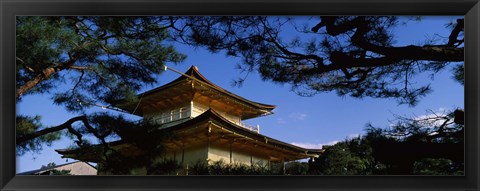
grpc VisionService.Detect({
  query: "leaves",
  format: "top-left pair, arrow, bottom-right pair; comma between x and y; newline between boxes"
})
171,16 -> 464,106
309,109 -> 464,175
16,115 -> 62,155
311,140 -> 379,175
17,16 -> 186,110
16,16 -> 185,154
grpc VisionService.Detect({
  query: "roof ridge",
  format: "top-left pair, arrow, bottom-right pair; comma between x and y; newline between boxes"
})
17,161 -> 95,175
114,65 -> 275,117
185,66 -> 276,109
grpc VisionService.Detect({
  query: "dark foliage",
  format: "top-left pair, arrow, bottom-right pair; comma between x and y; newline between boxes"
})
151,160 -> 287,175
16,16 -> 185,155
169,16 -> 464,106
74,114 -> 174,174
309,109 -> 464,175
16,115 -> 62,155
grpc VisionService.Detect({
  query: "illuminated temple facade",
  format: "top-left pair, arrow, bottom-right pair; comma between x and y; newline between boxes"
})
57,66 -> 321,175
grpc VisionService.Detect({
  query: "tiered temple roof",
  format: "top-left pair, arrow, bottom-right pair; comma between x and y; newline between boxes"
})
56,66 -> 322,166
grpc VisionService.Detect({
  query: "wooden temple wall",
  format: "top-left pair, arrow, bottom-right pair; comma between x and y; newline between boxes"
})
143,101 -> 242,128
192,101 -> 241,125
158,143 -> 270,169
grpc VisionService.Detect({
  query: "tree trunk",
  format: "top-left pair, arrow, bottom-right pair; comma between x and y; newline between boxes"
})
16,57 -> 77,99
16,67 -> 60,99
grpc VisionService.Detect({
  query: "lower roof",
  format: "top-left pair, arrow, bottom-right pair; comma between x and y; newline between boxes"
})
56,109 -> 323,163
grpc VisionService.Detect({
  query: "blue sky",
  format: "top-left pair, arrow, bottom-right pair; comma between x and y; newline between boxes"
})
16,16 -> 464,173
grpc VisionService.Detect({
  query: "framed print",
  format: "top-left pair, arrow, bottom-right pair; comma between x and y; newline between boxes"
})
1,0 -> 479,190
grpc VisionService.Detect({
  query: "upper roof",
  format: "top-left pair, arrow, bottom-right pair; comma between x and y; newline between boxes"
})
115,66 -> 276,119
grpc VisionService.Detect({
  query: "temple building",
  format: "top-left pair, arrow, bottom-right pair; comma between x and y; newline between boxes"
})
56,66 -> 321,175
18,161 -> 97,175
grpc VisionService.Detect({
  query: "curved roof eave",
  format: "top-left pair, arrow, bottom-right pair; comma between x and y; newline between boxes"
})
173,108 -> 314,154
184,66 -> 276,110
55,108 -> 322,162
117,66 -> 276,111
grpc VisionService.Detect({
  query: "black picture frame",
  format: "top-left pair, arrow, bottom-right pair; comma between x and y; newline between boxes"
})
1,0 -> 478,190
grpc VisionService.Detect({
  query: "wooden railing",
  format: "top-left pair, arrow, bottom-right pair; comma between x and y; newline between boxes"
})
240,122 -> 260,133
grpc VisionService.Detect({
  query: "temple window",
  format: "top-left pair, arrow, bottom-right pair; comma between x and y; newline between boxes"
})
155,106 -> 191,124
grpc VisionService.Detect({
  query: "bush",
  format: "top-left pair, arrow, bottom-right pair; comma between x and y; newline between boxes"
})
145,159 -> 296,175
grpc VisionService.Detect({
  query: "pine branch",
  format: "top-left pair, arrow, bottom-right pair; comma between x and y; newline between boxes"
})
16,116 -> 86,144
